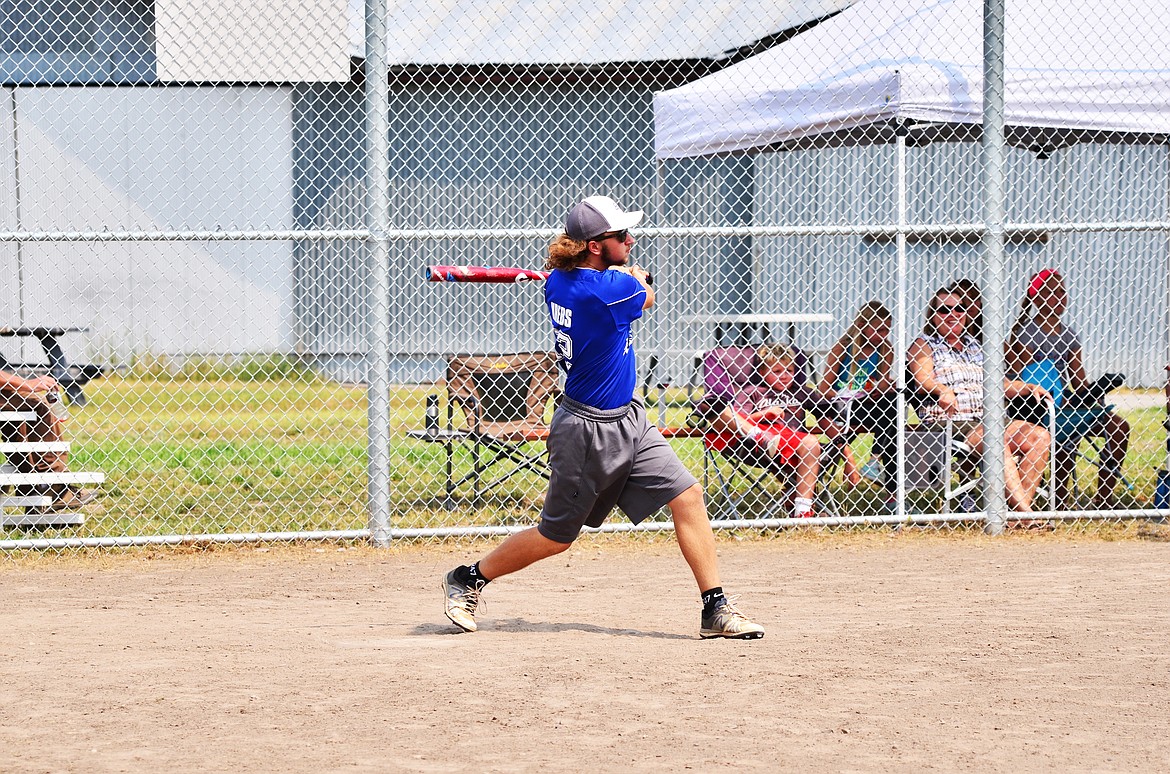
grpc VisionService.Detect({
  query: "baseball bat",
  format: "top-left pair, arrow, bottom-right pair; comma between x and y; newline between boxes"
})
426,265 -> 652,285
426,265 -> 549,283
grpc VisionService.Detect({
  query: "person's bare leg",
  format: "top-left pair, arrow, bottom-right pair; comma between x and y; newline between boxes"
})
1053,446 -> 1075,510
1094,412 -> 1130,508
671,482 -> 765,639
1007,421 -> 1050,509
668,483 -> 721,592
784,435 -> 820,501
444,526 -> 571,632
963,423 -> 991,497
968,423 -> 1042,512
1002,447 -> 1031,512
477,526 -> 571,580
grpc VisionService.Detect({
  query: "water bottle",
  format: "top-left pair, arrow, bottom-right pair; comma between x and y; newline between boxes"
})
425,394 -> 439,436
45,388 -> 69,421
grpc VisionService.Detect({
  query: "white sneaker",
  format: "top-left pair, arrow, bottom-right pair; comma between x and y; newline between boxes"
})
442,569 -> 481,632
700,597 -> 765,640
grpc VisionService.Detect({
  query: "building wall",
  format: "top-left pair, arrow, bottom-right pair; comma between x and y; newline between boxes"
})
293,80 -> 664,383
751,142 -> 1169,386
0,86 -> 295,365
296,78 -> 1169,387
3,3 -> 1163,385
1,0 -> 155,84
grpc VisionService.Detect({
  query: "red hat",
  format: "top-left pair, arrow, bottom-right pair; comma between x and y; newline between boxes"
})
1027,268 -> 1062,298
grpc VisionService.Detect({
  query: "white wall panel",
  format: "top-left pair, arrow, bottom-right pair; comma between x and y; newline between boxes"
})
157,0 -> 349,82
8,86 -> 295,358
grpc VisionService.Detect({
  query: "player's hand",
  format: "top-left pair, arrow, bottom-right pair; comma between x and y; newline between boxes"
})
628,265 -> 651,284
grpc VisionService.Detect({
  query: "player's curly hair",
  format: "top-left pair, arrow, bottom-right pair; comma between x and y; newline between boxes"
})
545,234 -> 589,270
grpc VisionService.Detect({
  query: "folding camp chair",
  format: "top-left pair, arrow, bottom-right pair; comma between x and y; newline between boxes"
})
1016,371 -> 1134,509
903,388 -> 1060,515
902,378 -> 998,514
409,352 -> 559,509
899,419 -> 983,512
691,346 -> 844,520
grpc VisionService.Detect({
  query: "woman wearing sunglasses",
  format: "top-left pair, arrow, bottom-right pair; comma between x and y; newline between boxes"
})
908,286 -> 1053,518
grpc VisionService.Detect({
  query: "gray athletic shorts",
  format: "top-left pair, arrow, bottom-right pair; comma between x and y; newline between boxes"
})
537,396 -> 699,544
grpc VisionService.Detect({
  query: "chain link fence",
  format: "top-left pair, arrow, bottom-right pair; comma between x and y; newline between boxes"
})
1,0 -> 1167,550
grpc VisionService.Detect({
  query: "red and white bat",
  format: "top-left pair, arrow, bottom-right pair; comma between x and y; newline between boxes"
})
426,265 -> 652,285
426,265 -> 549,283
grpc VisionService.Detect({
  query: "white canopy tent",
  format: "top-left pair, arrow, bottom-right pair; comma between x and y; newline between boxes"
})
653,0 -> 1170,159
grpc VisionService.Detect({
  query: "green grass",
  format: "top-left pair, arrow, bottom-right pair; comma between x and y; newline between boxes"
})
5,377 -> 370,539
3,378 -> 1166,540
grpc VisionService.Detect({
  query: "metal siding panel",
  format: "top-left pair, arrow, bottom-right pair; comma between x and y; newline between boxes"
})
11,87 -> 294,357
0,0 -> 155,84
749,142 -> 1169,386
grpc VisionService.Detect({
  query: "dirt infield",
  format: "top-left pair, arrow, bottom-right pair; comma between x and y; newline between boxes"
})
2,533 -> 1168,773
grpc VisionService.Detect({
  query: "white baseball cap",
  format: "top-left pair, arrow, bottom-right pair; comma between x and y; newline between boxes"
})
564,195 -> 644,241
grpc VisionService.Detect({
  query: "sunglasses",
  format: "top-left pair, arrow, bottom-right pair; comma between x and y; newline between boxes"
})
592,229 -> 629,243
934,303 -> 966,315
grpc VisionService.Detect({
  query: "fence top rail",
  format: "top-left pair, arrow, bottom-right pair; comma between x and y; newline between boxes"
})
0,230 -> 372,242
0,220 -> 1166,242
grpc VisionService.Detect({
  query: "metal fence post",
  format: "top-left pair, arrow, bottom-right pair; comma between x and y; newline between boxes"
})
981,0 -> 1008,534
365,0 -> 392,545
895,123 -> 908,520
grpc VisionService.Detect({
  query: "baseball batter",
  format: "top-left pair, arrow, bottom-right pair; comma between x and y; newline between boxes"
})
442,195 -> 765,639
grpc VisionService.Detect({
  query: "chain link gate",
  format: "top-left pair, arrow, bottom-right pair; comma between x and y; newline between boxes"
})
1,0 -> 1167,550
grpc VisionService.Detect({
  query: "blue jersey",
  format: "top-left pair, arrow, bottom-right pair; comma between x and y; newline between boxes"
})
544,267 -> 647,410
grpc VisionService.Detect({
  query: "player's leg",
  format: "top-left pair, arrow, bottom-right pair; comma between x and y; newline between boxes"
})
666,482 -> 765,640
618,403 -> 764,639
667,482 -> 721,591
442,528 -> 571,633
478,528 -> 571,579
442,401 -> 603,632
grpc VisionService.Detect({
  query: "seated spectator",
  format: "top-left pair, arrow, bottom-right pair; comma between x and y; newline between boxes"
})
908,287 -> 1052,518
0,355 -> 96,511
816,300 -> 897,497
1006,268 -> 1131,509
707,343 -> 845,519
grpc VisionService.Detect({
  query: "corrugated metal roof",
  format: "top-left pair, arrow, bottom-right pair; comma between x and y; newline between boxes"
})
347,0 -> 854,65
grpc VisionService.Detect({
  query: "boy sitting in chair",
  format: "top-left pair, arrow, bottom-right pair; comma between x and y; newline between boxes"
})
706,343 -> 845,519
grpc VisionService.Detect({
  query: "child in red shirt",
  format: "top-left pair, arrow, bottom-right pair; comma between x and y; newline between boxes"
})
708,343 -> 844,517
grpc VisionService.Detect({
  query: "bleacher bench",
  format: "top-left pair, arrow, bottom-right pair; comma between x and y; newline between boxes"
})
0,410 -> 104,528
